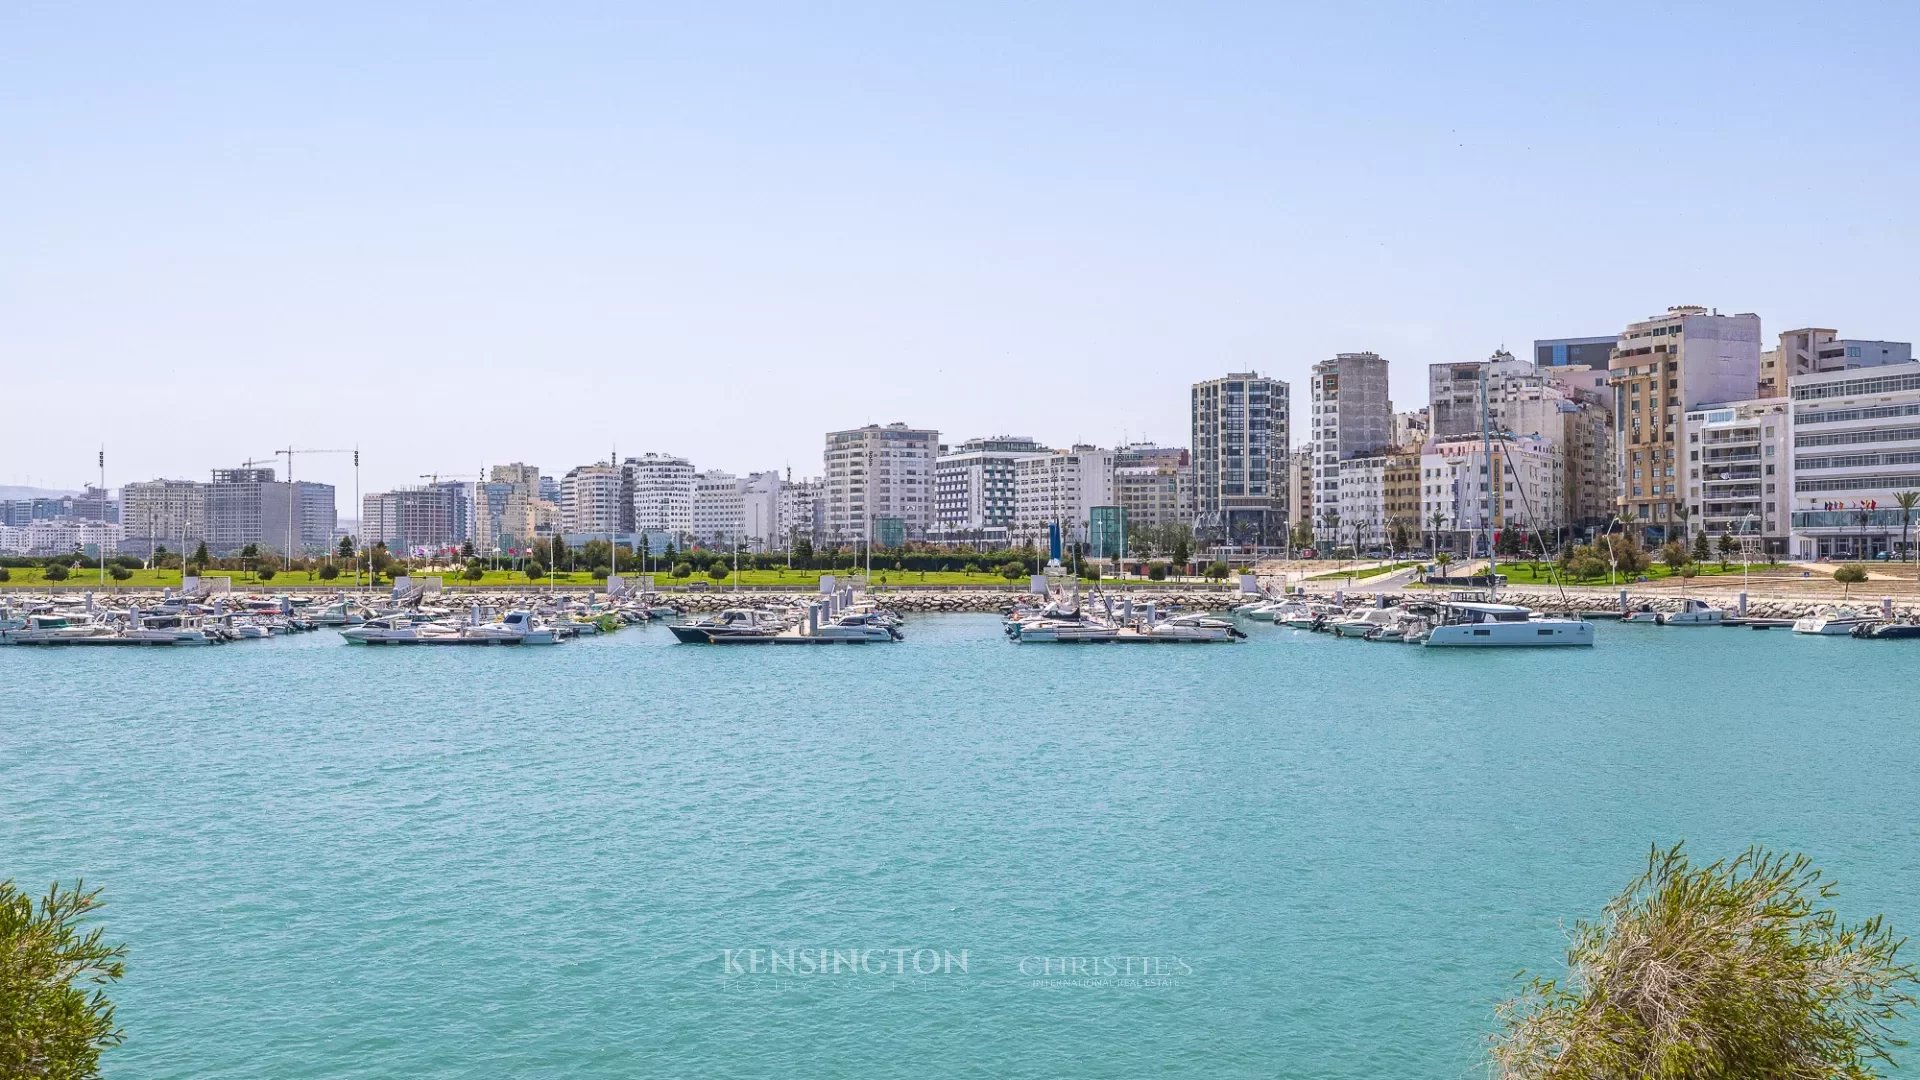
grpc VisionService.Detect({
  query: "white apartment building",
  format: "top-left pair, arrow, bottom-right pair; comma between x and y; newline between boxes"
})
1334,455 -> 1387,549
824,423 -> 940,544
560,462 -> 628,535
1013,445 -> 1116,547
690,470 -> 744,544
739,471 -> 781,551
778,476 -> 825,548
934,436 -> 1051,535
0,519 -> 124,556
1309,352 -> 1389,535
1682,399 -> 1792,552
120,478 -> 210,553
624,453 -> 694,537
1787,362 -> 1920,559
1421,434 -> 1563,554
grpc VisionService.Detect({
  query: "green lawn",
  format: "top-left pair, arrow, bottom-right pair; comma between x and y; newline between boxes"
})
1491,561 -> 1753,586
1307,561 -> 1420,582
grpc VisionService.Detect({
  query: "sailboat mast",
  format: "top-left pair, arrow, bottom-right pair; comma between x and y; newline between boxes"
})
1481,364 -> 1497,583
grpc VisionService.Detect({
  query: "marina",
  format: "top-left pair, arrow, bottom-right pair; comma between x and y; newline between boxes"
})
7,610 -> 1918,1079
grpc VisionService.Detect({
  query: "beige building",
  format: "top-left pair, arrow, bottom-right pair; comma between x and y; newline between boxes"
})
1609,306 -> 1762,533
1758,328 -> 1912,398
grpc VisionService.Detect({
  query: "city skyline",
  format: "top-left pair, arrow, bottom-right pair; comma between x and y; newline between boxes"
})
7,5 -> 1918,495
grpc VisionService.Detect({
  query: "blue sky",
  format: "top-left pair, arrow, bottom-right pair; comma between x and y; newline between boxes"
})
4,2 -> 1916,500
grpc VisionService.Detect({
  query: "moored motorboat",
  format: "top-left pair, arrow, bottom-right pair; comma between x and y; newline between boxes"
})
1792,607 -> 1873,636
1657,598 -> 1725,626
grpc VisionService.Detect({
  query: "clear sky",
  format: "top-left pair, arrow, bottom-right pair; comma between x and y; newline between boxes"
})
5,2 -> 1916,502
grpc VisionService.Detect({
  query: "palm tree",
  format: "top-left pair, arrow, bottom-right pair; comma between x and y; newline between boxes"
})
1895,491 -> 1920,565
1670,502 -> 1691,545
1428,510 -> 1447,558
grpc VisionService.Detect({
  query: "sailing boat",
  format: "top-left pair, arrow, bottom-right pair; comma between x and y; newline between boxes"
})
1424,360 -> 1593,648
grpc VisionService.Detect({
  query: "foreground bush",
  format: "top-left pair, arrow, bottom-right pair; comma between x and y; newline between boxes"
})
1493,844 -> 1915,1079
1,880 -> 127,1079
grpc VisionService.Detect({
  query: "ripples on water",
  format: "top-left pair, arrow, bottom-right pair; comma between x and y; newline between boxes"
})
4,615 -> 1917,1078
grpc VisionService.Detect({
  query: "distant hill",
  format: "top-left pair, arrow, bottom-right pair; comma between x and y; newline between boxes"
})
0,486 -> 81,500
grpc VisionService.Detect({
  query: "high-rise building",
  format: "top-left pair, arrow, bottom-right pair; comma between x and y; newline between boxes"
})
362,485 -> 467,555
1534,335 -> 1616,368
934,435 -> 1051,536
624,453 -> 695,538
1191,372 -> 1291,546
1757,329 -> 1912,398
1308,353 -> 1389,539
560,462 -> 630,535
823,423 -> 940,545
1787,362 -> 1920,559
1609,306 -> 1763,531
1013,445 -> 1115,547
207,467 -> 336,555
120,478 -> 210,555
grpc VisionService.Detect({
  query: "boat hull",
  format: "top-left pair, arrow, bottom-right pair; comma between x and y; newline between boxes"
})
1424,621 -> 1594,647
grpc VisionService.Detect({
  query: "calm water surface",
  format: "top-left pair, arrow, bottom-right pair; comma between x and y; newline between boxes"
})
4,615 -> 1917,1078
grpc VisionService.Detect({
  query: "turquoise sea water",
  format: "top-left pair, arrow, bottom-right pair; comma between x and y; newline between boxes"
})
4,615 -> 1919,1078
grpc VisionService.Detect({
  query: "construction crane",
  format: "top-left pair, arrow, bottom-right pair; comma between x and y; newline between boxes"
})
243,446 -> 361,572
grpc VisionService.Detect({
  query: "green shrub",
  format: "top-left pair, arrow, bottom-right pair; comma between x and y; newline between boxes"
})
43,563 -> 69,581
591,564 -> 611,580
108,564 -> 132,581
999,561 -> 1025,581
1147,562 -> 1168,581
707,560 -> 729,581
256,565 -> 277,582
318,564 -> 340,581
671,561 -> 693,578
525,561 -> 545,582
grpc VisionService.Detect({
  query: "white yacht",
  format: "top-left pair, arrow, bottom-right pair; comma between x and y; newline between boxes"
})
341,615 -> 455,645
1013,619 -> 1120,643
0,614 -> 118,645
1136,612 -> 1244,643
1329,607 -> 1403,639
1423,602 -> 1594,647
1657,598 -> 1725,626
1792,607 -> 1874,636
804,611 -> 903,643
456,610 -> 561,645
